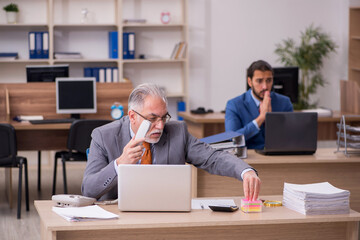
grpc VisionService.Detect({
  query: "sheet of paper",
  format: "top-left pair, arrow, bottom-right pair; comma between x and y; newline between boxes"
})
19,115 -> 44,121
191,199 -> 236,210
284,182 -> 349,199
52,205 -> 119,222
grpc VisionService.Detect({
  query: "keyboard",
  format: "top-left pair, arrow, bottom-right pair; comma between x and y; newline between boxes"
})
29,119 -> 76,124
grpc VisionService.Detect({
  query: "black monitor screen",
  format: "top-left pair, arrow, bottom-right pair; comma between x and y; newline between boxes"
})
26,64 -> 69,82
246,66 -> 299,103
56,77 -> 97,118
273,67 -> 299,103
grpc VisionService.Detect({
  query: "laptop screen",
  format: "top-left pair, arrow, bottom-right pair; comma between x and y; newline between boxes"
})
264,112 -> 317,154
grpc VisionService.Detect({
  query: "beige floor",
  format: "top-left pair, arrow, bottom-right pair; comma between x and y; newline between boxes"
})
0,161 -> 85,240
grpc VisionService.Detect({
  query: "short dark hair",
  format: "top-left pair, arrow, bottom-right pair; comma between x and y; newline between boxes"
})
247,60 -> 273,79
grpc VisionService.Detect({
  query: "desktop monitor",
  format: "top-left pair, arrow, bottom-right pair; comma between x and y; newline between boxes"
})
26,64 -> 69,82
246,66 -> 299,103
272,67 -> 299,103
56,77 -> 97,119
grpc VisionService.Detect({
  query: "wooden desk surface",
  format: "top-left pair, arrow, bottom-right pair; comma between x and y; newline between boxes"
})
245,148 -> 360,164
35,196 -> 360,240
179,112 -> 225,123
196,148 -> 360,213
179,111 -> 360,140
178,111 -> 360,123
10,121 -> 72,130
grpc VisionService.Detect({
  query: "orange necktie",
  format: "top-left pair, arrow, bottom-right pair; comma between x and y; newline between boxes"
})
141,142 -> 152,164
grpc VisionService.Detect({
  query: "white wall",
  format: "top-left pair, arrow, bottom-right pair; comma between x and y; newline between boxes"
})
187,0 -> 359,112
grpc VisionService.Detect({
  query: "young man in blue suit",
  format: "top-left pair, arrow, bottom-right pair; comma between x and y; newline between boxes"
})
225,60 -> 293,149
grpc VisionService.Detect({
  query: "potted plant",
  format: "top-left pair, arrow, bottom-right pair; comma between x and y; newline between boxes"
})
275,25 -> 337,109
3,3 -> 19,24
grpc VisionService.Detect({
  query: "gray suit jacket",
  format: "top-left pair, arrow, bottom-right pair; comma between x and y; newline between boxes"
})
82,116 -> 255,200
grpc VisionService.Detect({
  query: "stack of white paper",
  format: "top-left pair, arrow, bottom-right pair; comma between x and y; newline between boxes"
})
283,182 -> 350,215
52,205 -> 119,222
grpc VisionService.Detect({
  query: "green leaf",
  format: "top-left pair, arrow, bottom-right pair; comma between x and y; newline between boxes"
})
274,24 -> 337,109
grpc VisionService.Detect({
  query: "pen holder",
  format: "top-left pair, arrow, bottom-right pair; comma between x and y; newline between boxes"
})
240,199 -> 262,213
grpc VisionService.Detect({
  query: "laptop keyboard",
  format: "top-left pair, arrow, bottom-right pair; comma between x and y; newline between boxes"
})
29,119 -> 76,124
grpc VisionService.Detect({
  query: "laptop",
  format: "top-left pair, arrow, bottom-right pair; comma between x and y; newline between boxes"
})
117,164 -> 192,212
255,112 -> 318,155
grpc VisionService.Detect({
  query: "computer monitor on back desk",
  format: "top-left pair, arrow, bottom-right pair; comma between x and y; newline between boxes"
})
56,77 -> 97,119
246,66 -> 299,104
26,64 -> 69,82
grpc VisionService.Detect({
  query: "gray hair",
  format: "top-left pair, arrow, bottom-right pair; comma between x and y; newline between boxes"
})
128,83 -> 168,112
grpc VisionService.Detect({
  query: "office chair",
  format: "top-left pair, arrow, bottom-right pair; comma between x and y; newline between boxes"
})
52,119 -> 111,195
0,124 -> 29,219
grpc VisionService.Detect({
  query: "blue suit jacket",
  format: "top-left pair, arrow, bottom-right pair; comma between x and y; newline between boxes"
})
225,89 -> 293,149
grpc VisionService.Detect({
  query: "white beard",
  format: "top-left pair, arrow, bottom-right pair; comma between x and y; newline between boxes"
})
145,130 -> 163,144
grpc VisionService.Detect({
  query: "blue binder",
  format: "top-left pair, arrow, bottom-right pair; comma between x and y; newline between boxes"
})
108,31 -> 118,59
128,32 -> 135,59
92,67 -> 100,82
28,32 -> 36,59
35,32 -> 43,59
84,67 -> 93,77
0,52 -> 18,58
42,32 -> 49,59
200,131 -> 243,144
122,32 -> 129,59
177,101 -> 186,120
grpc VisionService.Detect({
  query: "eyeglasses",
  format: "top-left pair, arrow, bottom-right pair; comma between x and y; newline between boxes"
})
133,110 -> 171,124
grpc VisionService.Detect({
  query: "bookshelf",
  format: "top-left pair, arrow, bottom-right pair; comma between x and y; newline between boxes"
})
342,7 -> 360,114
349,7 -> 360,86
0,0 -> 189,111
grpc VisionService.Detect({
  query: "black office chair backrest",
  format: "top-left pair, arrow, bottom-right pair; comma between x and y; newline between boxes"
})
0,124 -> 17,160
67,119 -> 111,154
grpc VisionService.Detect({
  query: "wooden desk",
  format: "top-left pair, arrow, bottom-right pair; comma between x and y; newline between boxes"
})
0,82 -> 133,122
196,148 -> 360,212
10,121 -> 70,150
178,112 -> 360,140
0,82 -> 132,201
35,196 -> 360,240
0,82 -> 134,150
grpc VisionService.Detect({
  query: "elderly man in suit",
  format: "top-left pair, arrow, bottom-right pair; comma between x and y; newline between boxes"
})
225,60 -> 293,149
82,83 -> 261,201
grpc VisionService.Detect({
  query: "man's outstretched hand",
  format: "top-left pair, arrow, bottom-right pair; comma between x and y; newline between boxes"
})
243,170 -> 261,201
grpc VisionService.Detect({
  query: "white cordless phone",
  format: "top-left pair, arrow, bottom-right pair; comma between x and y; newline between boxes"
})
135,120 -> 151,140
52,194 -> 96,207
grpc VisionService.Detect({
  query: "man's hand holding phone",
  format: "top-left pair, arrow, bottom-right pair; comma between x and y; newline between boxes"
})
116,120 -> 151,165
